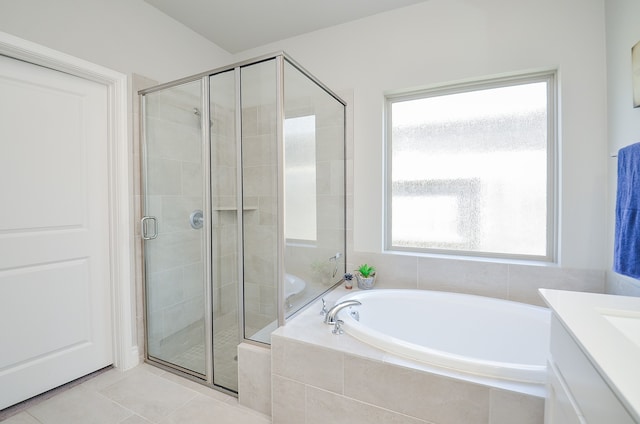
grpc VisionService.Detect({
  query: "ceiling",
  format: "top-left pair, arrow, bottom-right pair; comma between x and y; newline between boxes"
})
144,0 -> 429,53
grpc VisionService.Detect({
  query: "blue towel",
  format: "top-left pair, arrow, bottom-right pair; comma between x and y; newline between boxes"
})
614,142 -> 640,279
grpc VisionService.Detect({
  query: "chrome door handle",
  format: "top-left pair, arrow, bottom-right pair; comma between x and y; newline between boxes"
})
141,216 -> 158,240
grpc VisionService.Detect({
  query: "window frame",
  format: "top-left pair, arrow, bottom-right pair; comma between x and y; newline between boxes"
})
384,71 -> 558,262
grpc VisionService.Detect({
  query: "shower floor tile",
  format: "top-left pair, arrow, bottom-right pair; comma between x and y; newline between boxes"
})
168,325 -> 240,392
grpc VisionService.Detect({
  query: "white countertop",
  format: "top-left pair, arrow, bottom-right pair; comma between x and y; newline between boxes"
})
539,289 -> 640,421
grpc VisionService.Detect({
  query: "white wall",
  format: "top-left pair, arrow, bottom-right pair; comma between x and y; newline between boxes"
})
0,0 -> 234,360
233,0 -> 609,303
0,0 -> 611,303
0,0 -> 232,83
605,0 -> 640,295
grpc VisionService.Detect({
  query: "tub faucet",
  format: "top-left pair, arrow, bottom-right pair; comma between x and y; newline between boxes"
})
320,298 -> 328,317
324,299 -> 361,325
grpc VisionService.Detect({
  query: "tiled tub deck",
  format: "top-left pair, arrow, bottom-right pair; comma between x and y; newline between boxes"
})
269,288 -> 545,424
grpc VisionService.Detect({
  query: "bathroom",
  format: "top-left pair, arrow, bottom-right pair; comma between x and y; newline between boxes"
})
0,0 -> 639,422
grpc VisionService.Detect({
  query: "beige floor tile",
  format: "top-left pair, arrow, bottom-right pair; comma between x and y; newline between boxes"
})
1,365 -> 267,424
79,368 -> 131,392
99,367 -> 197,422
27,386 -> 133,424
156,369 -> 236,404
159,394 -> 270,424
0,412 -> 42,424
119,415 -> 154,424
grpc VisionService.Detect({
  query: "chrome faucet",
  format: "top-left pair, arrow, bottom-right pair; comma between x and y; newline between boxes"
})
324,299 -> 361,325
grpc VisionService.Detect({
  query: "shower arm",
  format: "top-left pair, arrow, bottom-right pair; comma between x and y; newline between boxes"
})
329,252 -> 342,278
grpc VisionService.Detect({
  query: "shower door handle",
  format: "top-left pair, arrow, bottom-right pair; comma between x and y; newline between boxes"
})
141,216 -> 158,240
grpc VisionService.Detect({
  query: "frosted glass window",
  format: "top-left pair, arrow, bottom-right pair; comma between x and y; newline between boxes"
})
387,73 -> 555,260
284,115 -> 317,241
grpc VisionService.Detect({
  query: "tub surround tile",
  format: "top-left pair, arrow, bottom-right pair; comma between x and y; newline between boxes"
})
344,355 -> 490,424
489,388 -> 544,424
417,257 -> 509,300
348,252 -> 418,289
305,386 -> 429,424
271,335 -> 344,394
380,353 -> 546,399
507,265 -> 605,306
341,251 -> 605,309
271,376 -> 306,424
238,343 -> 272,416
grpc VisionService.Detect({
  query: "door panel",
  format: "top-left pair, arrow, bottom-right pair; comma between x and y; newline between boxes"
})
0,55 -> 112,409
142,80 -> 207,377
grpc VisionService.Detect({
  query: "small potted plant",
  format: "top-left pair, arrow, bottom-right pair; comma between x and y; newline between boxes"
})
343,272 -> 354,289
354,263 -> 376,290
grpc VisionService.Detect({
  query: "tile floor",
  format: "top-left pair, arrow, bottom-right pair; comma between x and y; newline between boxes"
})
1,364 -> 271,424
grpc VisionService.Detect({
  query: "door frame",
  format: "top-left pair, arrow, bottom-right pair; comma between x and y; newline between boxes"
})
0,31 -> 138,370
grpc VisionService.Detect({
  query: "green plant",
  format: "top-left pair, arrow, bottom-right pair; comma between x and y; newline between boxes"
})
357,264 -> 375,278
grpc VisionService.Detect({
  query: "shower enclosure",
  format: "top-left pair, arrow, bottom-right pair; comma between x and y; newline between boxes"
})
139,53 -> 346,393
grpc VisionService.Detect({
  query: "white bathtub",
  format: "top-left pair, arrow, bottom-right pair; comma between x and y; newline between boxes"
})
336,289 -> 550,384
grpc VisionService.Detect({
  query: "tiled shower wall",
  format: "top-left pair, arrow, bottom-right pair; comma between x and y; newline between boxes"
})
210,98 -> 240,340
241,100 -> 279,337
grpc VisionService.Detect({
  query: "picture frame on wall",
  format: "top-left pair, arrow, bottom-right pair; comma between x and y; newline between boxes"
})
633,40 -> 640,108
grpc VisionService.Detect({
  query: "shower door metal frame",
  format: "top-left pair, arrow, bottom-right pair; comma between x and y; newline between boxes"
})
200,76 -> 215,385
275,55 -> 286,327
139,76 -> 213,384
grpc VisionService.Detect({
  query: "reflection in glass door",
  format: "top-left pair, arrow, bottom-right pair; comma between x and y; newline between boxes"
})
142,79 -> 207,377
282,58 -> 346,319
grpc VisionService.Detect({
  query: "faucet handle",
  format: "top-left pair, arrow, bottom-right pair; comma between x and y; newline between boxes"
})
320,298 -> 328,316
332,319 -> 344,335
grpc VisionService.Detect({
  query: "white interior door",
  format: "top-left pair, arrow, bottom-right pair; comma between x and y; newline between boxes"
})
0,55 -> 113,409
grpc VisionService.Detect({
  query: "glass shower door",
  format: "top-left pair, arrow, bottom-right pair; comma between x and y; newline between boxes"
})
282,59 -> 346,318
142,79 -> 207,377
209,69 -> 240,391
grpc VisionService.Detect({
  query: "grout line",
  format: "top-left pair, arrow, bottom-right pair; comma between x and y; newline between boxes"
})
96,369 -> 200,423
25,411 -> 45,424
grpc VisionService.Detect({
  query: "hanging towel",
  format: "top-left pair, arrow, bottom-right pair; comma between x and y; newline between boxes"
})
614,142 -> 640,279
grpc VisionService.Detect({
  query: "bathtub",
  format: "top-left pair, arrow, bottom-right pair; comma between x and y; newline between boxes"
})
336,289 -> 550,384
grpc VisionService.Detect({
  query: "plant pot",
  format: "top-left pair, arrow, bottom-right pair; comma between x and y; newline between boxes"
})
355,272 -> 376,290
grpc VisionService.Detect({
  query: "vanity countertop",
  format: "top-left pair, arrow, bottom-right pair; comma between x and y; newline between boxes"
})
539,289 -> 640,421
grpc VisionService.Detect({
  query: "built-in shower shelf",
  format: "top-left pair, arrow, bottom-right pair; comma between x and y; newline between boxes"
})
213,207 -> 258,211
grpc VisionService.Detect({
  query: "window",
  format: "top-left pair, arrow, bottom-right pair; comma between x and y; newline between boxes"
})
386,72 -> 556,260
